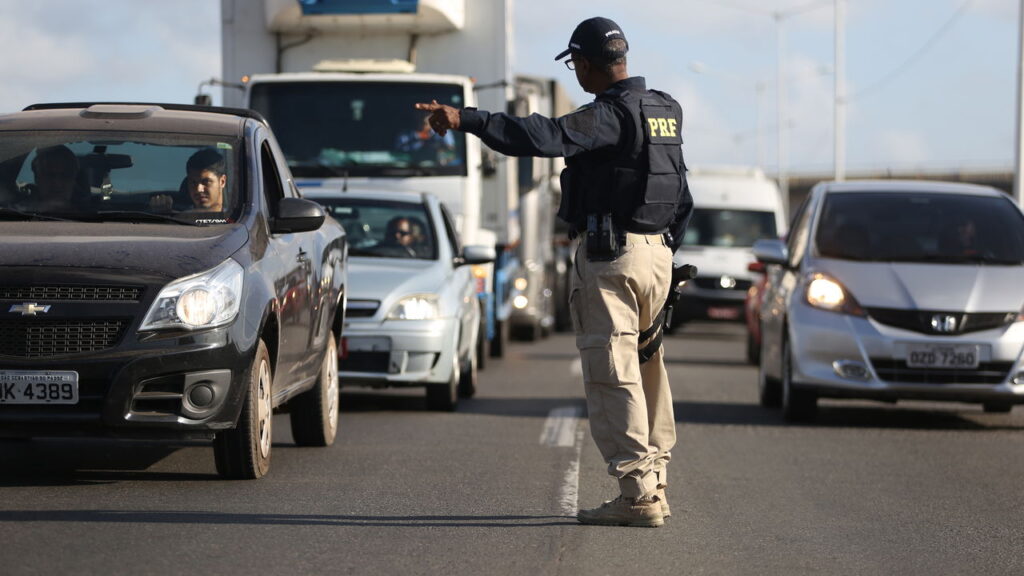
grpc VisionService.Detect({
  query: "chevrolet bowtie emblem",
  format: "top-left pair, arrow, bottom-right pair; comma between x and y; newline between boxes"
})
9,303 -> 51,316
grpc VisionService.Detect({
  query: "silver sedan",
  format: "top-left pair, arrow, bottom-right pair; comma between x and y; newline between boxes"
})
303,189 -> 494,411
755,180 -> 1024,421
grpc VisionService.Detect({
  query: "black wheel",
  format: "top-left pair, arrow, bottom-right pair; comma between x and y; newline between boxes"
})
983,402 -> 1013,414
214,339 -> 273,479
475,307 -> 488,371
746,330 -> 760,365
512,320 -> 541,342
781,335 -> 817,422
426,354 -> 459,411
289,332 -> 340,447
458,344 -> 478,399
489,316 -> 509,358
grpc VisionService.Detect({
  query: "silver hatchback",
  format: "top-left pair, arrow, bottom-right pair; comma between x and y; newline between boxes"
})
755,180 -> 1024,421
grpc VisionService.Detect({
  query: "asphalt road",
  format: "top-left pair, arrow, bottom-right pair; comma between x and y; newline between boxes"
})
2,322 -> 1023,575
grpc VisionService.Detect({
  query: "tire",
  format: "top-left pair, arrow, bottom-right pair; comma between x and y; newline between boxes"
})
983,402 -> 1013,414
489,315 -> 509,358
426,354 -> 459,411
458,345 -> 478,398
289,332 -> 340,447
512,320 -> 541,342
475,307 -> 488,371
214,339 -> 273,479
746,330 -> 760,365
757,324 -> 781,408
781,335 -> 817,423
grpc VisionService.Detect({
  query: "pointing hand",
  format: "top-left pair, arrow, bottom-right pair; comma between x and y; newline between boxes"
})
414,100 -> 460,136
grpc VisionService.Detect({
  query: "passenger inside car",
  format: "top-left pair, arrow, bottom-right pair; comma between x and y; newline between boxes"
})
19,145 -> 87,212
150,148 -> 228,213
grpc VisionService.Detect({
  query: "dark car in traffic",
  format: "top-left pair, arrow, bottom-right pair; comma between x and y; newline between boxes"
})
0,103 -> 348,479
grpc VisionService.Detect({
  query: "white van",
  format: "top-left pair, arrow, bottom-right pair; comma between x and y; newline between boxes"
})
673,166 -> 788,325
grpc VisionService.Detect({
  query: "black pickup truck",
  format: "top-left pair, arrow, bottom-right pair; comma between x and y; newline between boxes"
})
0,103 -> 348,479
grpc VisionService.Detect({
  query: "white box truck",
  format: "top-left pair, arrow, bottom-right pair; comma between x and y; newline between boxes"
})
218,0 -> 571,356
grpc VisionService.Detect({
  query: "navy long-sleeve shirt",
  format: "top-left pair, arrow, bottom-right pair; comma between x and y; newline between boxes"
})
458,77 -> 649,159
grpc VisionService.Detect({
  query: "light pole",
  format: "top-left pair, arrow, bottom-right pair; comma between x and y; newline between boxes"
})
835,0 -> 846,182
1015,0 -> 1024,204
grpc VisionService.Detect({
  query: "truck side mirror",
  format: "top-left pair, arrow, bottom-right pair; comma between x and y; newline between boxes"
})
194,94 -> 213,106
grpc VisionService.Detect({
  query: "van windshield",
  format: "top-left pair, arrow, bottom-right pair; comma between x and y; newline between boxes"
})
682,208 -> 777,248
249,81 -> 468,179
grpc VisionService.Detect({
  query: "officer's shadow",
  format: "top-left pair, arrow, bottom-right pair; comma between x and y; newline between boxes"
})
0,509 -> 577,528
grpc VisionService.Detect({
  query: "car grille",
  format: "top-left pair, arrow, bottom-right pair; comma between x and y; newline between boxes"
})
692,277 -> 752,291
866,308 -> 1016,336
340,351 -> 389,372
0,285 -> 142,301
0,319 -> 129,358
870,359 -> 1013,385
347,300 -> 381,318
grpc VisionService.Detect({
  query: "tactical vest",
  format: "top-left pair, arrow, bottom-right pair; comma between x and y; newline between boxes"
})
557,86 -> 685,234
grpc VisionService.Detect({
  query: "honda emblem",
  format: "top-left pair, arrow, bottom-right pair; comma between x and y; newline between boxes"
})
930,314 -> 958,333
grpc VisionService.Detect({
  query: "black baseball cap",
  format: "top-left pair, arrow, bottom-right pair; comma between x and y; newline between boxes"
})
554,17 -> 629,61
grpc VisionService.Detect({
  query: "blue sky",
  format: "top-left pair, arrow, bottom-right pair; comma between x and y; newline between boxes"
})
1,0 -> 1017,176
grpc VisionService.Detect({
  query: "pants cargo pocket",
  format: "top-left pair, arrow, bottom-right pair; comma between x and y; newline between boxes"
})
579,333 -> 639,386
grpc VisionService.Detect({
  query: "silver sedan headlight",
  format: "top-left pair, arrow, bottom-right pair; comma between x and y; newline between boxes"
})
140,258 -> 244,330
387,295 -> 440,320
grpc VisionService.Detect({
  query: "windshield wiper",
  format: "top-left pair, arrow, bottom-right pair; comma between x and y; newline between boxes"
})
90,211 -> 200,226
0,207 -> 72,222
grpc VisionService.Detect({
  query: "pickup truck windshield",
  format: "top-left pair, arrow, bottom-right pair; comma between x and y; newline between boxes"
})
249,81 -> 468,178
0,133 -> 241,224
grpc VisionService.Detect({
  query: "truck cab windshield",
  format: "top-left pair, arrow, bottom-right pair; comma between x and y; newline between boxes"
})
249,81 -> 468,178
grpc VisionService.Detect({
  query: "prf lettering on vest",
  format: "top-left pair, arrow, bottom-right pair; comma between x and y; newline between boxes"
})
648,117 -> 678,138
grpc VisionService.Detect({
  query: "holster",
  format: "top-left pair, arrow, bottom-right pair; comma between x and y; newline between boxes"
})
585,214 -> 622,262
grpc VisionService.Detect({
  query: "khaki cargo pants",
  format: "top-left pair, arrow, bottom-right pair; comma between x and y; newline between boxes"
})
570,232 -> 676,499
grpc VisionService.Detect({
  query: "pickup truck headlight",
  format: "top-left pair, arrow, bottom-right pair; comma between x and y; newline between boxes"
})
140,259 -> 244,330
387,295 -> 439,320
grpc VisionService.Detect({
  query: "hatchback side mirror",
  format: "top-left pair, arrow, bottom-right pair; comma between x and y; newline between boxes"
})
455,244 -> 496,267
271,197 -> 325,234
752,238 -> 788,266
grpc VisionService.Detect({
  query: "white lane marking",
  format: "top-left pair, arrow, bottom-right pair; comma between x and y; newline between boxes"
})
540,405 -> 580,447
558,421 -> 585,517
541,405 -> 585,517
570,358 -> 582,377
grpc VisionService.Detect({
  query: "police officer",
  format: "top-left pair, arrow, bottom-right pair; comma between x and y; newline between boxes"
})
416,16 -> 692,528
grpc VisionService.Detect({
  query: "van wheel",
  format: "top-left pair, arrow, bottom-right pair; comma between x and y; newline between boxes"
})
290,333 -> 339,447
214,339 -> 273,479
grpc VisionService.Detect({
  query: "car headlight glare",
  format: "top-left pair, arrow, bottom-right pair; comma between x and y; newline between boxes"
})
805,273 -> 865,316
140,259 -> 244,330
387,295 -> 439,320
513,277 -> 528,291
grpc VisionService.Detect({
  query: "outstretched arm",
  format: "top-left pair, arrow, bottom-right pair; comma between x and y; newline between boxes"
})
414,100 -> 626,159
